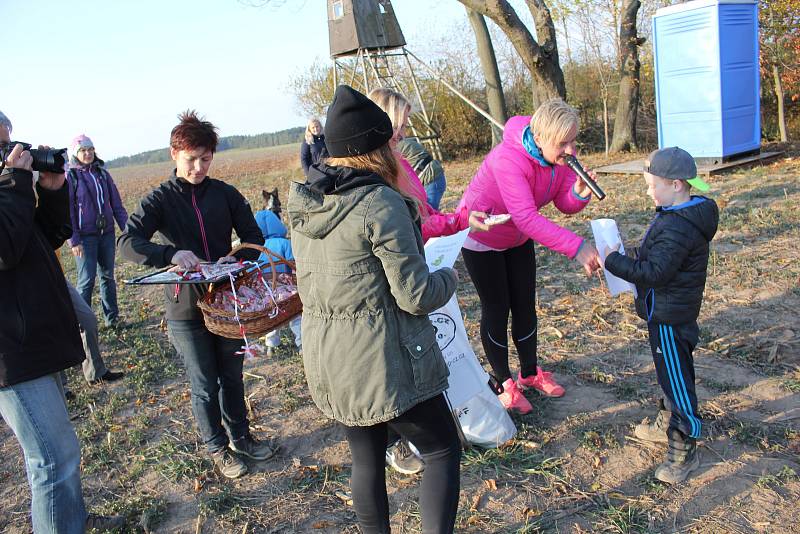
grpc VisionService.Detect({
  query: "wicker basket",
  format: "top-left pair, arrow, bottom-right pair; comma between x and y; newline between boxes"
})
198,243 -> 302,339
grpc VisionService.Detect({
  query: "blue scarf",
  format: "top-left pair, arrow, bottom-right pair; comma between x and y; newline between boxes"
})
522,126 -> 551,167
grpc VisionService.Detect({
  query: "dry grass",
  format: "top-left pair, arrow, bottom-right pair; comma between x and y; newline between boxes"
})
1,142 -> 798,533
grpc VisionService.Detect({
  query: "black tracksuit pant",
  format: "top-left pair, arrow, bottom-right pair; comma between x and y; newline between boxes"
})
647,321 -> 702,439
461,240 -> 539,383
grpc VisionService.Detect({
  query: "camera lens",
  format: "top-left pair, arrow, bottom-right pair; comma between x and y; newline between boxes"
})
29,148 -> 68,174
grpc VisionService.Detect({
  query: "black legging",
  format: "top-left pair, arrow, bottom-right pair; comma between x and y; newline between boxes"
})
343,394 -> 462,534
461,240 -> 538,382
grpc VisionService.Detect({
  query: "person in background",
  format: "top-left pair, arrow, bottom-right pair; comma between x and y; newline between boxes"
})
58,272 -> 124,395
254,208 -> 302,356
299,118 -> 328,176
118,110 -> 276,479
398,135 -> 447,210
0,110 -> 124,533
458,99 -> 602,414
288,85 -> 462,534
67,134 -> 128,327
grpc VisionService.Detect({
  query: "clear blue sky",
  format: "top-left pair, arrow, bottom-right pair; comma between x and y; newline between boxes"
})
3,0 -> 472,159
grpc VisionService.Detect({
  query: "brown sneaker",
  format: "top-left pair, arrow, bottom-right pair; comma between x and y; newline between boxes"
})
212,449 -> 248,479
385,439 -> 425,475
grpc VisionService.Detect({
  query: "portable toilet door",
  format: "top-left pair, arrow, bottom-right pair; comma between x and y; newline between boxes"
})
653,0 -> 760,164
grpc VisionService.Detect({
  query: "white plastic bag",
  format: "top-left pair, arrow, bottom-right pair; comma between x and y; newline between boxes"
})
425,232 -> 517,448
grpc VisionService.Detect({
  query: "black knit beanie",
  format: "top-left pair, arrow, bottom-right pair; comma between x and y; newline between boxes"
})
324,85 -> 393,157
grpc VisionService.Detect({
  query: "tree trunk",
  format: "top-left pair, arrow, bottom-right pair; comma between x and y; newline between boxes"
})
603,93 -> 609,154
610,0 -> 644,153
772,64 -> 788,142
458,0 -> 566,108
467,8 -> 508,144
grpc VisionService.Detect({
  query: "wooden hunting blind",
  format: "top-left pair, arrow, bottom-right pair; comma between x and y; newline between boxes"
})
328,0 -> 406,58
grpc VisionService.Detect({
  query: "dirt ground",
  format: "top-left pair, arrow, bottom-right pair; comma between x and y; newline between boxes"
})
1,143 -> 798,533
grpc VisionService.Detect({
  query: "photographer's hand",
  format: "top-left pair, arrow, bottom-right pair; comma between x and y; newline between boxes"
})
36,145 -> 66,191
4,143 -> 33,171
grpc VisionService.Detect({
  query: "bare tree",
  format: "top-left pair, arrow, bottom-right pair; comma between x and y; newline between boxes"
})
457,0 -> 566,107
466,8 -> 508,143
610,0 -> 645,152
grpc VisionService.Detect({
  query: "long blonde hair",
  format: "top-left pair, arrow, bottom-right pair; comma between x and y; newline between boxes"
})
366,88 -> 425,214
326,143 -> 401,192
304,118 -> 323,145
367,88 -> 411,134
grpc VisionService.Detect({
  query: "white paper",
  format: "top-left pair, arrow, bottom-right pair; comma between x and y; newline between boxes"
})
591,218 -> 636,297
424,228 -> 470,271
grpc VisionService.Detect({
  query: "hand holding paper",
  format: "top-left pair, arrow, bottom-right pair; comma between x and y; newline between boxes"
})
590,219 -> 636,297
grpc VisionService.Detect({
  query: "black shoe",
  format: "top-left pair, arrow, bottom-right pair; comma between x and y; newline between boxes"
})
230,434 -> 278,461
86,512 -> 125,531
89,370 -> 124,385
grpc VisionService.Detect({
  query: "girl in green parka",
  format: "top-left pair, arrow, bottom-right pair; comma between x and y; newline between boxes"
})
288,85 -> 462,534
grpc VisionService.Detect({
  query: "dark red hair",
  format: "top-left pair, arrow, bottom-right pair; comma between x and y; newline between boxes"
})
170,110 -> 218,152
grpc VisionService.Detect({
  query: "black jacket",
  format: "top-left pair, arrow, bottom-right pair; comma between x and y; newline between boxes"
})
117,172 -> 263,321
300,135 -> 329,176
605,196 -> 719,325
0,168 -> 84,387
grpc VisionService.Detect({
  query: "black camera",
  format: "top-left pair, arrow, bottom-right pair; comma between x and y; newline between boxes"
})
0,141 -> 68,174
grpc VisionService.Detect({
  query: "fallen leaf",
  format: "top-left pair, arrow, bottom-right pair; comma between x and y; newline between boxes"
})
470,493 -> 482,511
312,521 -> 332,529
484,478 -> 497,491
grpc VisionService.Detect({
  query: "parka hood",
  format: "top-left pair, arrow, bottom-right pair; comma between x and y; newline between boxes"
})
288,163 -> 386,240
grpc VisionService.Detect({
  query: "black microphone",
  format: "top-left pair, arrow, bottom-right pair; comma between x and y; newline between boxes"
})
564,155 -> 606,201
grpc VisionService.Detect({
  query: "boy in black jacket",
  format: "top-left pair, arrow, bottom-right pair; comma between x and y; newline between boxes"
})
604,147 -> 719,484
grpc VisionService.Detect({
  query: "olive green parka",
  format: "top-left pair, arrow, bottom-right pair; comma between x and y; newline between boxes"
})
287,164 -> 457,426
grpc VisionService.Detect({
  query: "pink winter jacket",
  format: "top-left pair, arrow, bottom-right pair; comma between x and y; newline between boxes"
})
457,116 -> 590,258
399,157 -> 468,242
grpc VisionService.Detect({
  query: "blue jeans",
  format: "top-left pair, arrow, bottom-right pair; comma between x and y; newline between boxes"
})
75,231 -> 119,325
424,174 -> 447,211
0,374 -> 86,533
167,320 -> 249,453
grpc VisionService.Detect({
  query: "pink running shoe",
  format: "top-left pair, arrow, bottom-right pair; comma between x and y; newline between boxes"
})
517,367 -> 565,397
498,378 -> 533,414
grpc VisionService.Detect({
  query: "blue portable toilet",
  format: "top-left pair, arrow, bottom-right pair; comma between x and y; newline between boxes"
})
653,0 -> 760,163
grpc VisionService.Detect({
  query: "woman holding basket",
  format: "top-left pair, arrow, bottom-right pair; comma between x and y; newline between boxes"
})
288,85 -> 462,534
118,110 -> 275,479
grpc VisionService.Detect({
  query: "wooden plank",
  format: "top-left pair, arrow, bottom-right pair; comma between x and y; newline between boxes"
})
595,151 -> 785,176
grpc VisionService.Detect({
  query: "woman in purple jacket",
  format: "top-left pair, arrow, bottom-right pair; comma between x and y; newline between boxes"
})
67,135 -> 128,327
